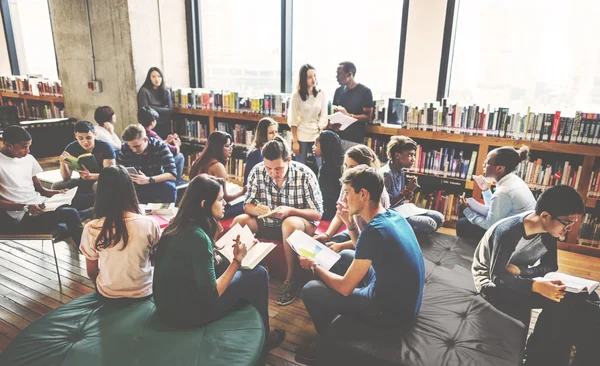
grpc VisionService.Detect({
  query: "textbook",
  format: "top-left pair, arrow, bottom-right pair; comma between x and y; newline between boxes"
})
65,153 -> 100,173
286,230 -> 341,270
216,224 -> 276,270
43,187 -> 78,212
535,272 -> 600,294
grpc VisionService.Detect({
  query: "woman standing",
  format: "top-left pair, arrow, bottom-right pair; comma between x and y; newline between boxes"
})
137,67 -> 173,139
244,117 -> 278,185
288,64 -> 328,166
312,130 -> 343,221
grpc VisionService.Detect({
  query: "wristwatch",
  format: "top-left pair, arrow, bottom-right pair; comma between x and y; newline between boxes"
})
311,262 -> 319,275
23,204 -> 29,215
149,176 -> 155,184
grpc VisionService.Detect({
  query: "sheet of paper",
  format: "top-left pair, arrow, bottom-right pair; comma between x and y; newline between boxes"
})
43,187 -> 78,212
286,230 -> 341,270
392,203 -> 430,218
37,169 -> 80,184
467,197 -> 489,216
327,112 -> 358,131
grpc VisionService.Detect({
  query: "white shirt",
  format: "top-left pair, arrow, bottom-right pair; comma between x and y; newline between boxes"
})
95,125 -> 122,150
0,152 -> 46,221
287,90 -> 328,142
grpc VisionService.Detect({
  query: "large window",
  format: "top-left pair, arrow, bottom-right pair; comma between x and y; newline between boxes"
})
291,0 -> 404,100
200,0 -> 280,94
448,0 -> 600,114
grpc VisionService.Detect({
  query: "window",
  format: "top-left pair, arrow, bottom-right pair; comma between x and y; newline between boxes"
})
200,0 -> 280,94
292,0 -> 404,100
448,0 -> 600,114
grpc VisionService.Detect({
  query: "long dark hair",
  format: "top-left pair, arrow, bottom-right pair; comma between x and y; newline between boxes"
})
252,117 -> 278,150
141,67 -> 169,101
189,131 -> 232,179
93,166 -> 140,250
297,64 -> 319,101
319,130 -> 343,168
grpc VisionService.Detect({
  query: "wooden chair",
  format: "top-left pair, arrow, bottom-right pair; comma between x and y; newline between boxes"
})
0,233 -> 62,288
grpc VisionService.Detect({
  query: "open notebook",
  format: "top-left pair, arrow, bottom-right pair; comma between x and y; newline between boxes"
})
215,224 -> 276,270
535,272 -> 600,294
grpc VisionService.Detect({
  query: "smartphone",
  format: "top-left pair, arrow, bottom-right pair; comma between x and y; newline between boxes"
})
125,166 -> 139,175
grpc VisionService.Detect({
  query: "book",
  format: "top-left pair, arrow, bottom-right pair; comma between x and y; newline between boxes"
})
536,272 -> 599,294
392,203 -> 430,218
258,206 -> 283,219
215,223 -> 276,270
286,230 -> 341,270
466,197 -> 489,216
65,153 -> 100,173
327,112 -> 358,131
43,187 -> 78,212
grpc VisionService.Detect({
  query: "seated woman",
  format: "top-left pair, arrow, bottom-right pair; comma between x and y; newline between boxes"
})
189,131 -> 247,217
312,130 -> 343,221
152,174 -> 285,349
313,145 -> 390,252
244,117 -> 278,185
457,145 -> 536,241
80,165 -> 161,304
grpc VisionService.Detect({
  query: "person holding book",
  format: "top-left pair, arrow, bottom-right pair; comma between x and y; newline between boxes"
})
189,131 -> 247,217
117,124 -> 177,204
0,126 -> 83,246
138,106 -> 184,180
313,145 -> 390,253
457,145 -> 535,240
151,174 -> 285,349
288,64 -> 328,165
93,106 -> 121,151
329,61 -> 374,150
296,165 -> 425,362
137,67 -> 172,138
381,136 -> 445,234
244,117 -> 278,186
472,185 -> 599,365
80,165 -> 160,304
232,136 -> 323,306
312,130 -> 343,221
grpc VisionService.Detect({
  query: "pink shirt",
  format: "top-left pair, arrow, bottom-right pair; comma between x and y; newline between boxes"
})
80,214 -> 161,298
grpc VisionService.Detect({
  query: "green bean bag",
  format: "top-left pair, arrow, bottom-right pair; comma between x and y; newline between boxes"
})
0,293 -> 265,366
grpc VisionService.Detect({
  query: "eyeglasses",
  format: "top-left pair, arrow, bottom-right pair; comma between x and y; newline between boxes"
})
483,159 -> 495,167
554,217 -> 578,230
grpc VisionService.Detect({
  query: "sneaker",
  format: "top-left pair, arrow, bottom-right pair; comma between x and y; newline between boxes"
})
276,280 -> 297,306
295,341 -> 317,363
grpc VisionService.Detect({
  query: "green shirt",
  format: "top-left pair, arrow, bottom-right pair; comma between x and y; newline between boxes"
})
152,223 -> 218,328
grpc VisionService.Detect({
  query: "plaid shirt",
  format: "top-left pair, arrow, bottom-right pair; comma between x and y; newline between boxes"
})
117,137 -> 176,177
245,161 -> 323,227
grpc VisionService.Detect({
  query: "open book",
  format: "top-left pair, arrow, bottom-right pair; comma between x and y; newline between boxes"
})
286,230 -> 341,270
258,206 -> 282,219
43,187 -> 78,212
216,224 -> 276,270
467,197 -> 489,216
226,184 -> 245,206
536,272 -> 600,294
328,112 -> 358,131
65,153 -> 100,173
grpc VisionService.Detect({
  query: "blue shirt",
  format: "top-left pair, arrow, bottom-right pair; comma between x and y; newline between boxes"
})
65,139 -> 115,169
356,209 -> 425,320
380,161 -> 405,202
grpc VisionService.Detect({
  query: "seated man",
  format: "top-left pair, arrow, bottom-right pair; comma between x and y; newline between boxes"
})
296,165 -> 425,362
472,185 -> 598,365
137,107 -> 184,180
55,120 -> 116,210
380,136 -> 444,234
0,126 -> 83,245
93,106 -> 122,151
232,136 -> 323,306
117,124 -> 176,204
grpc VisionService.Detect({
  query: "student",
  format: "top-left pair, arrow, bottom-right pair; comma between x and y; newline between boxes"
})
329,61 -> 374,150
189,131 -> 247,217
288,64 -> 328,165
0,126 -> 83,245
137,67 -> 172,138
312,130 -> 343,221
244,117 -> 278,185
80,166 -> 160,304
458,145 -> 535,241
381,136 -> 445,233
152,174 -> 285,349
117,124 -> 177,204
232,136 -> 323,306
314,145 -> 390,253
138,107 -> 184,180
297,165 -> 425,362
472,185 -> 598,366
93,106 -> 121,150
55,120 -> 116,210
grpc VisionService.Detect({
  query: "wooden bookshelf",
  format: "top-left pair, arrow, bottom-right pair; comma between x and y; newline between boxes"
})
172,107 -> 286,135
0,91 -> 64,120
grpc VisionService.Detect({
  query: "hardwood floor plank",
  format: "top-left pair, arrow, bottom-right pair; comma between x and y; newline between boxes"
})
0,319 -> 20,340
0,297 -> 42,323
0,273 -> 65,309
0,269 -> 73,303
0,287 -> 52,317
0,305 -> 31,330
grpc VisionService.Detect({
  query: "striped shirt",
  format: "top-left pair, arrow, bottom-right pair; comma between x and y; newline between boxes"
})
245,161 -> 323,227
117,137 -> 176,178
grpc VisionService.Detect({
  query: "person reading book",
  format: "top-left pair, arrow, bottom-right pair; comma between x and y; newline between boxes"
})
472,185 -> 599,365
232,136 -> 323,306
151,174 -> 285,350
0,126 -> 83,246
117,124 -> 177,204
296,165 -> 425,362
457,145 -> 535,241
189,131 -> 247,217
80,165 -> 161,304
381,136 -> 444,234
312,130 -> 343,220
93,106 -> 122,151
244,117 -> 278,185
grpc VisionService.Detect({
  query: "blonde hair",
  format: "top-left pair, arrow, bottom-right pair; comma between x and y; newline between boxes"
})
386,135 -> 417,161
345,145 -> 381,169
121,124 -> 146,141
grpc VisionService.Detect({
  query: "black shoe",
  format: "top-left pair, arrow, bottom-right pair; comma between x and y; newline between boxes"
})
52,224 -> 69,242
265,329 -> 285,350
295,341 -> 317,363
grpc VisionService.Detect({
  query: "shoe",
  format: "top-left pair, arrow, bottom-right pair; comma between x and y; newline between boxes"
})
52,224 -> 69,242
276,280 -> 297,306
295,341 -> 317,363
265,329 -> 285,350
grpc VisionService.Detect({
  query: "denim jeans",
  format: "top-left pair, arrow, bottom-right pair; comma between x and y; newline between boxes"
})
405,210 -> 445,234
295,140 -> 322,168
135,181 -> 177,203
456,217 -> 487,241
173,153 -> 184,180
302,249 -> 380,334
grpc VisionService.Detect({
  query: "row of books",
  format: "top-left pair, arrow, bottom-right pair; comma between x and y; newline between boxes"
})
578,213 -> 600,248
408,146 -> 478,181
28,104 -> 65,120
172,88 -> 290,117
3,100 -> 25,119
364,136 -> 388,163
227,157 -> 246,183
216,122 -> 254,146
413,190 -> 461,222
178,118 -> 209,140
516,159 -> 582,191
0,75 -> 63,96
586,169 -> 600,199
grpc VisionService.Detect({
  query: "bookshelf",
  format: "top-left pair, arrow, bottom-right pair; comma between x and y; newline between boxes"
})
0,91 -> 65,120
